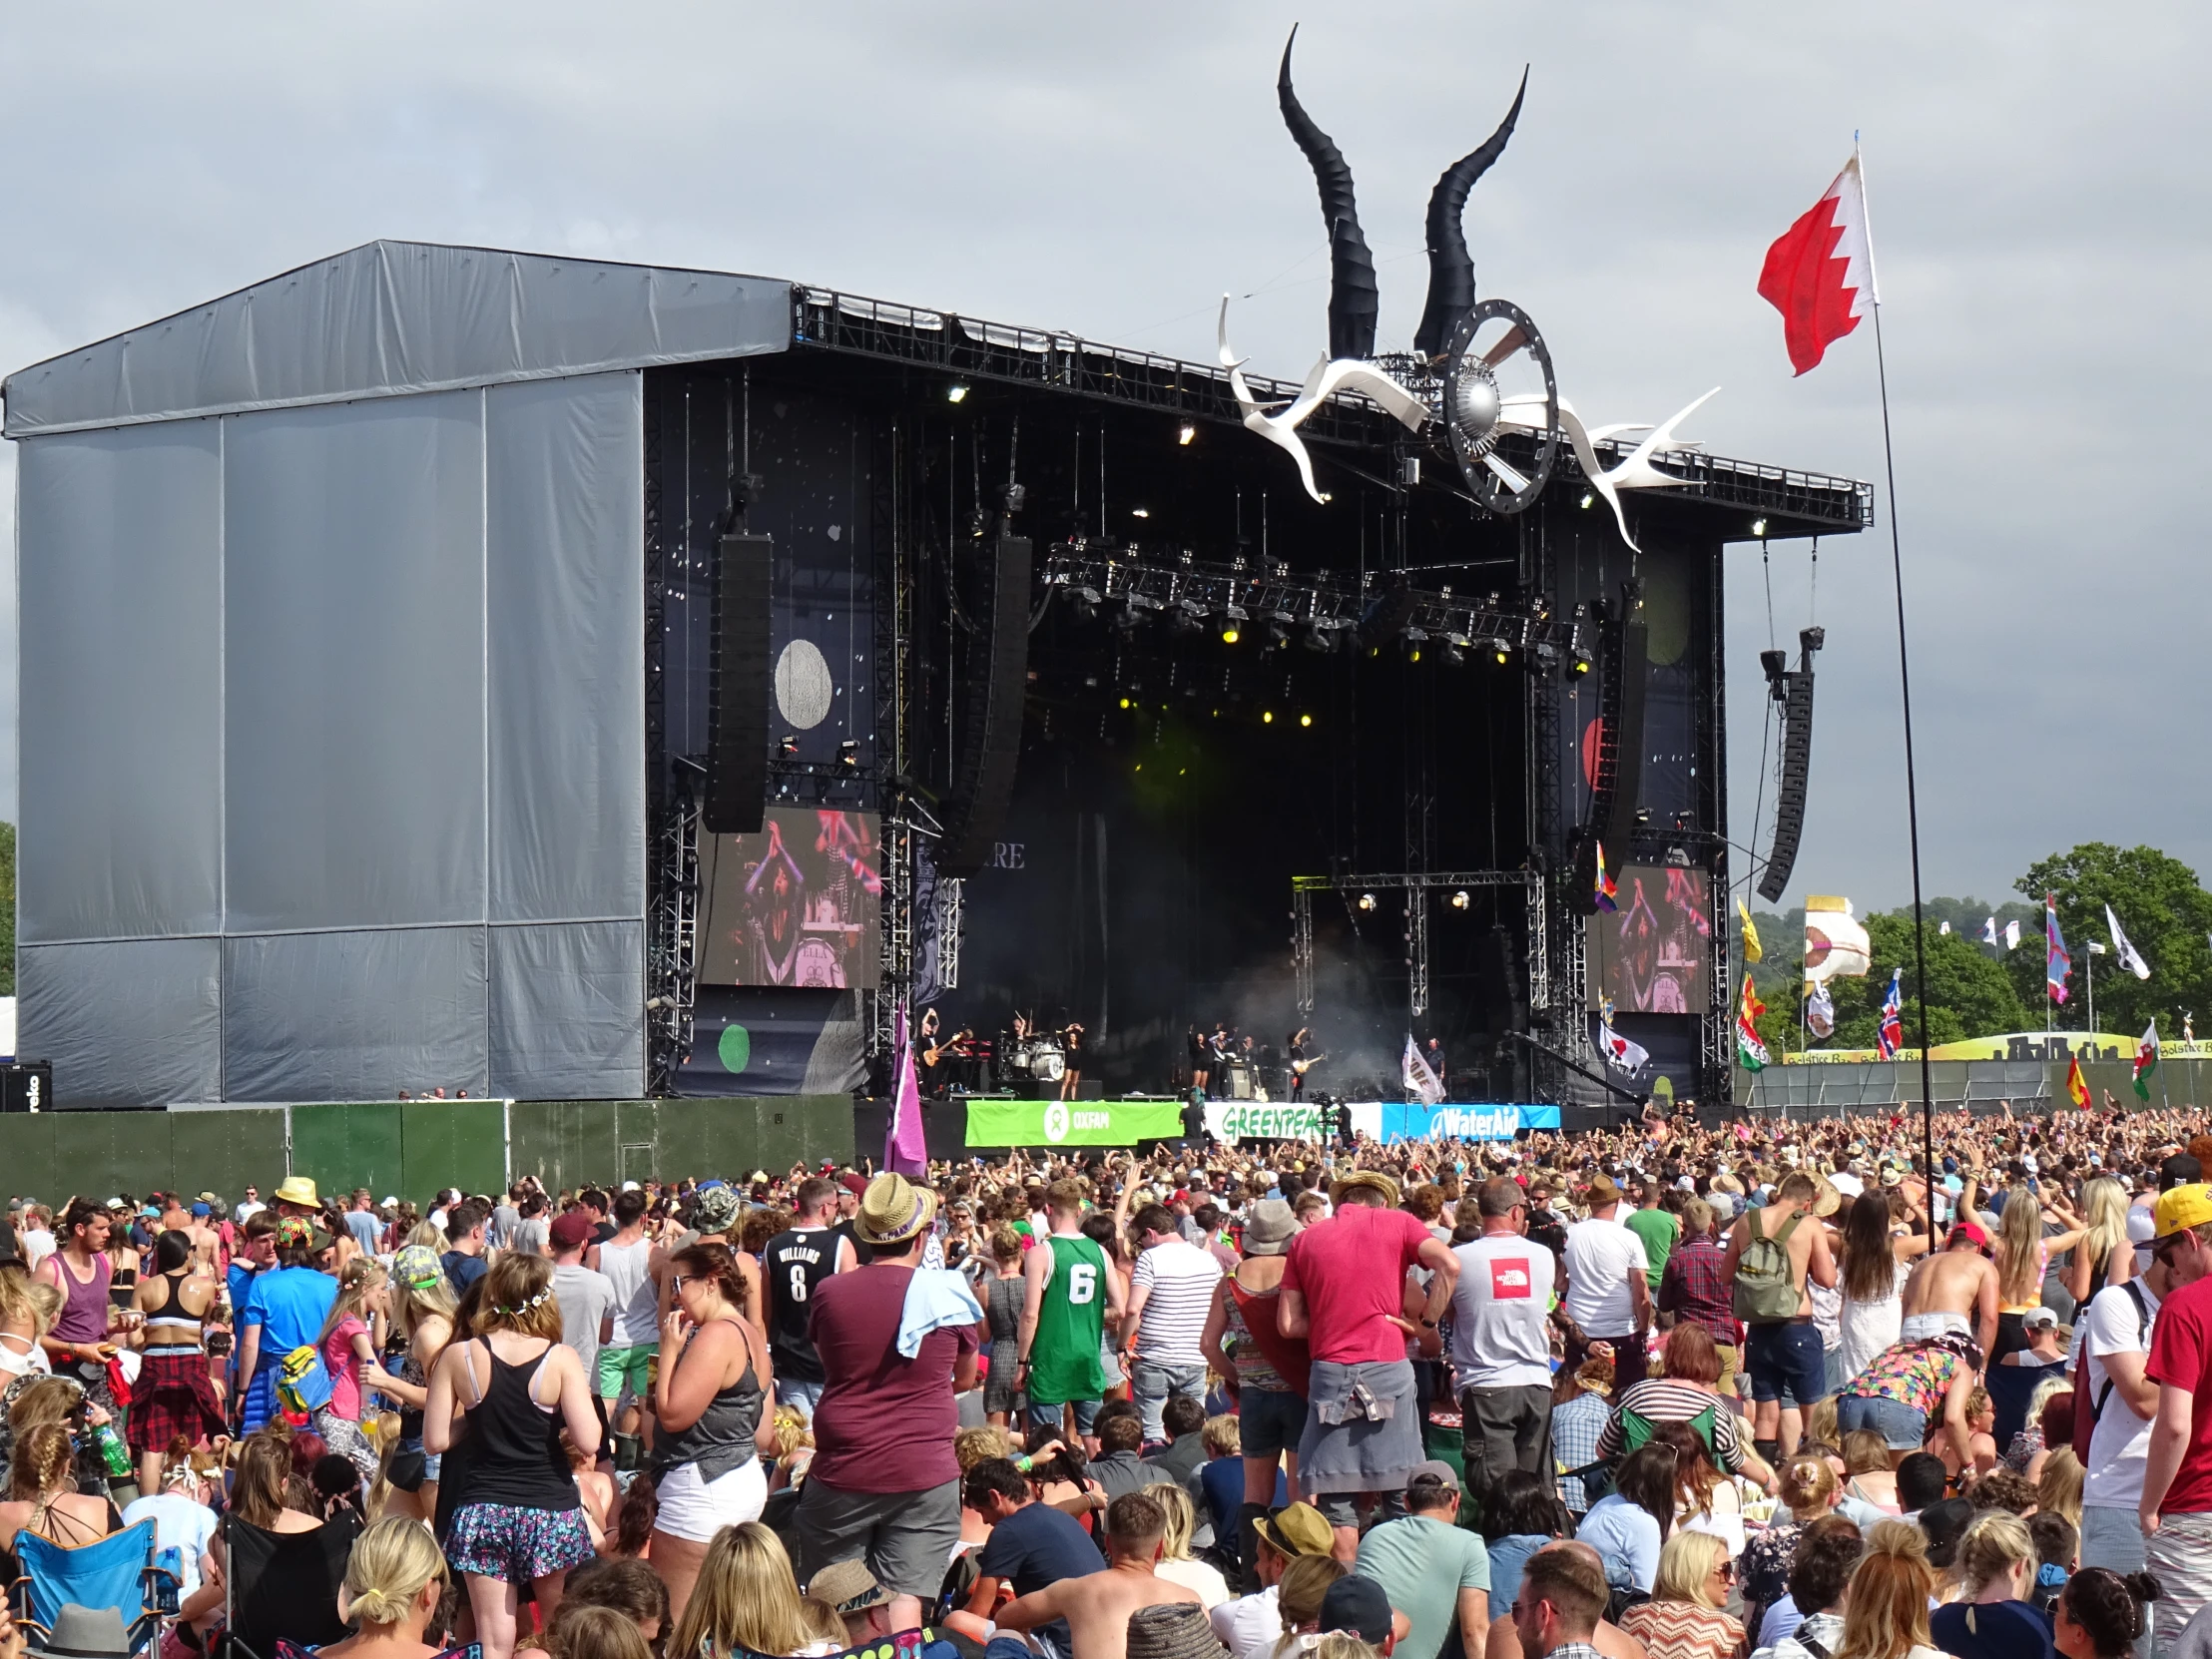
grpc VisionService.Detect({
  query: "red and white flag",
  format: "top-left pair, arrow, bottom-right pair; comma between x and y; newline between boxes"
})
1759,155 -> 1875,374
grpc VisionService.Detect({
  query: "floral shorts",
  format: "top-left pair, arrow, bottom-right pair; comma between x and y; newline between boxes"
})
445,1502 -> 595,1583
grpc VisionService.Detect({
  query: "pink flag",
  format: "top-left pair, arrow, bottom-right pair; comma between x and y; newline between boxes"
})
884,1006 -> 928,1175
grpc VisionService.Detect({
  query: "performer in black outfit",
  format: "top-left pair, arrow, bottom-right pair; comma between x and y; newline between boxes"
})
1334,1099 -> 1355,1149
1187,1024 -> 1210,1098
1179,1092 -> 1211,1153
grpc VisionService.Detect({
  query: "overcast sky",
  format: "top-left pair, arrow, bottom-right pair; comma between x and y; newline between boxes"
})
3,1 -> 2203,911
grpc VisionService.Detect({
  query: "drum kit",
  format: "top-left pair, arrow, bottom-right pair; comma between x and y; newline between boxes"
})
1007,1038 -> 1066,1084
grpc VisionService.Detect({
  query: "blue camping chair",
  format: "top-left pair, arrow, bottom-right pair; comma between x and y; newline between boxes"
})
10,1518 -> 180,1658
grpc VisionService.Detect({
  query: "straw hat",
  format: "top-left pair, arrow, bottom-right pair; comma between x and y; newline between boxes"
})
1254,1501 -> 1334,1559
807,1558 -> 889,1617
1329,1169 -> 1399,1209
1127,1604 -> 1231,1659
855,1172 -> 936,1246
273,1176 -> 319,1209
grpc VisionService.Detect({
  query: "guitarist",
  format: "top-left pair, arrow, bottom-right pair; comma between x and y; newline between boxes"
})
1287,1028 -> 1317,1100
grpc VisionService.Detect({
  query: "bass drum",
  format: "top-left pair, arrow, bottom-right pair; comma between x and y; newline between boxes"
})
1026,1042 -> 1066,1083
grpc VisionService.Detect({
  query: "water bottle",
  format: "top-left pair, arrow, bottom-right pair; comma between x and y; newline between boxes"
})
93,1420 -> 131,1479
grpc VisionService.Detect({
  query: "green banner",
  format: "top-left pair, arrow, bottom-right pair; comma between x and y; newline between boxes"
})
963,1099 -> 1185,1148
1210,1102 -> 1332,1143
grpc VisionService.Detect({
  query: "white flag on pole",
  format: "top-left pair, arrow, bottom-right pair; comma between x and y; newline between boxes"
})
2106,904 -> 2152,980
1938,920 -> 1951,935
2004,919 -> 2021,951
1981,915 -> 1998,946
1402,1036 -> 1444,1107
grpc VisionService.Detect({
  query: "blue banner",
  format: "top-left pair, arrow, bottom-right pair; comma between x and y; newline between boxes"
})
1376,1102 -> 1562,1142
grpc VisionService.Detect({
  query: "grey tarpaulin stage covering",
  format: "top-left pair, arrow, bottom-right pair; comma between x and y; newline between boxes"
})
8,242 -> 792,1106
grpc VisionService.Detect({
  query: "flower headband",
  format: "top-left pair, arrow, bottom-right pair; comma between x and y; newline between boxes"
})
492,1287 -> 553,1319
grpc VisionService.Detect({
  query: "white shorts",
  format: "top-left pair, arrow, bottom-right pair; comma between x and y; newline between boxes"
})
1900,1312 -> 1969,1343
653,1455 -> 767,1543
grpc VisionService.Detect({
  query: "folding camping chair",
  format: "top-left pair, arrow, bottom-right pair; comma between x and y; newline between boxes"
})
219,1508 -> 360,1659
10,1518 -> 180,1659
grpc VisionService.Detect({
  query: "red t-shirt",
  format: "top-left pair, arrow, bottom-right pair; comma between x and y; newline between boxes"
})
807,1264 -> 979,1494
1279,1204 -> 1432,1365
2146,1272 -> 2212,1511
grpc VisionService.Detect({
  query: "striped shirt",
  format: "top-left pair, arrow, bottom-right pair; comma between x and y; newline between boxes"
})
1131,1239 -> 1222,1368
1595,1378 -> 1751,1472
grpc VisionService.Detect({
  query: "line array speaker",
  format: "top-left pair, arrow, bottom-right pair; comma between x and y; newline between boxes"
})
1601,622 -> 1649,849
704,533 -> 774,835
1757,627 -> 1825,902
937,535 -> 1033,877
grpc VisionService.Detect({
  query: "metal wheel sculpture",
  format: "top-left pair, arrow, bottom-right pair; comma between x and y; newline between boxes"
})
1443,298 -> 1557,514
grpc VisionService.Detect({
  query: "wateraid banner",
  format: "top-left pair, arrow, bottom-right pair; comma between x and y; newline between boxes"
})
963,1098 -> 1185,1148
1377,1102 -> 1561,1143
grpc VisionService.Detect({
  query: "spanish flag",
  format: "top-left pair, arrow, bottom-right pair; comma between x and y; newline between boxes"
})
2066,1053 -> 2091,1110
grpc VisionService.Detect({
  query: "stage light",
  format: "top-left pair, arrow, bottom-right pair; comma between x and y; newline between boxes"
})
1489,637 -> 1512,666
946,384 -> 969,404
1579,492 -> 1594,510
1302,619 -> 1335,654
1263,711 -> 1274,724
1069,585 -> 1101,622
1214,602 -> 1248,644
1400,627 -> 1427,663
1571,647 -> 1593,674
1358,892 -> 1377,911
1265,611 -> 1292,647
837,740 -> 859,769
1751,517 -> 1769,538
1530,642 -> 1559,676
1299,713 -> 1313,728
1178,423 -> 1196,445
1442,634 -> 1470,666
1166,598 -> 1203,636
1118,697 -> 1131,710
1451,889 -> 1469,909
1221,626 -> 1240,644
1131,507 -> 1151,519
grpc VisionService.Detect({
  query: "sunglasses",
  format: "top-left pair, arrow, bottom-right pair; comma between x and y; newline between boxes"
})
669,1274 -> 698,1292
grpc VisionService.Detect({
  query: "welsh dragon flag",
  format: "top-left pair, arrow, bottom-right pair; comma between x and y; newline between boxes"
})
1736,977 -> 1771,1071
2135,1020 -> 2161,1101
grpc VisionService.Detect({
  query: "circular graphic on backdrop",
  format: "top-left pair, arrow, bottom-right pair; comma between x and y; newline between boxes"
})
718,1023 -> 752,1073
1044,1101 -> 1071,1143
775,639 -> 834,731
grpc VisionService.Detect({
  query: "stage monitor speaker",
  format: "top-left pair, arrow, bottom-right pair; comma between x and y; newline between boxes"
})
938,535 -> 1032,877
1601,622 -> 1649,848
1757,627 -> 1824,902
0,1063 -> 52,1113
1077,1080 -> 1104,1101
704,533 -> 775,834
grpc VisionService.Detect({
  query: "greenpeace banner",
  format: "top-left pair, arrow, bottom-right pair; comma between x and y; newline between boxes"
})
963,1098 -> 1184,1148
1377,1102 -> 1562,1143
1208,1102 -> 1333,1144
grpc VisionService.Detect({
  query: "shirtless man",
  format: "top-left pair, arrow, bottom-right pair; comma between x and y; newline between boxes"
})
1720,1170 -> 1836,1463
1899,1218 -> 1999,1358
995,1490 -> 1200,1659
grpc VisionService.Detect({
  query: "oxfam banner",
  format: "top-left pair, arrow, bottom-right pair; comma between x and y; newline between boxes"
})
963,1099 -> 1186,1148
1377,1102 -> 1562,1142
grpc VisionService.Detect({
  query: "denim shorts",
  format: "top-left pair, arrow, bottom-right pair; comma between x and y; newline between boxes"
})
1746,1321 -> 1828,1405
1239,1385 -> 1310,1459
1836,1391 -> 1928,1450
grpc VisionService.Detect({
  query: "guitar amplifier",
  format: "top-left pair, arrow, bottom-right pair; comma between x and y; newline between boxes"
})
0,1063 -> 52,1113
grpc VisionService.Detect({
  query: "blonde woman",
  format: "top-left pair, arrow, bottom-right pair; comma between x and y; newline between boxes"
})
1617,1530 -> 1744,1659
275,1513 -> 477,1659
0,1421 -> 115,1550
377,1244 -> 457,1524
0,1266 -> 61,1380
1741,1455 -> 1839,1632
315,1258 -> 394,1480
1837,1519 -> 1943,1659
2036,1446 -> 2084,1532
1146,1483 -> 1231,1610
1989,1187 -> 2083,1364
2065,1177 -> 2134,1305
1273,1555 -> 1350,1658
1929,1510 -> 2043,1658
649,1241 -> 778,1627
426,1253 -> 600,1659
666,1521 -> 811,1659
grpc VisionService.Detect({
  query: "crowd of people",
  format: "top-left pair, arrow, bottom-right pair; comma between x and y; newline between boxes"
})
10,1098 -> 2212,1659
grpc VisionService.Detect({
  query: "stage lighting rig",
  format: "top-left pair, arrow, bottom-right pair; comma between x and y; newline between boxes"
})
1166,597 -> 1204,636
1215,602 -> 1249,644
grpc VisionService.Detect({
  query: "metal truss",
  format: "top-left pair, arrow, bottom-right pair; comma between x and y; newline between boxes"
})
869,417 -> 910,1059
1040,545 -> 1585,660
641,388 -> 696,1095
792,286 -> 1871,533
1291,869 -> 1542,1035
935,877 -> 964,990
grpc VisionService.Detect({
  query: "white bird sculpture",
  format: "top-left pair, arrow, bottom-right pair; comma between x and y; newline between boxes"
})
1494,386 -> 1720,551
1217,296 -> 1428,505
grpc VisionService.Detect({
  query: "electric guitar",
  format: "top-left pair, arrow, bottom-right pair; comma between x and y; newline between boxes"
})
1290,1051 -> 1329,1075
922,1027 -> 973,1067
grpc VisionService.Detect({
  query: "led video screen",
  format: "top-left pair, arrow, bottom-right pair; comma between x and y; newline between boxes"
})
700,809 -> 881,989
1586,863 -> 1713,1013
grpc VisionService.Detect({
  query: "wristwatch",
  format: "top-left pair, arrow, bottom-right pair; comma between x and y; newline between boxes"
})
1419,1318 -> 1438,1330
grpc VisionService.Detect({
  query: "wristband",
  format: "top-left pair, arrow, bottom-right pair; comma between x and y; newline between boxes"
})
1016,1454 -> 1034,1473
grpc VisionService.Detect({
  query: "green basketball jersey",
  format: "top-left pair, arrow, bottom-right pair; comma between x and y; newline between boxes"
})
1028,1234 -> 1109,1405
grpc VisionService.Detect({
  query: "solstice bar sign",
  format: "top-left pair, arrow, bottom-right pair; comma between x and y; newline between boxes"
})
963,1099 -> 1186,1148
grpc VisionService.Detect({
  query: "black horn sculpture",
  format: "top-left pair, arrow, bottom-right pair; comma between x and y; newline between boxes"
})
1413,68 -> 1528,358
1278,26 -> 1378,363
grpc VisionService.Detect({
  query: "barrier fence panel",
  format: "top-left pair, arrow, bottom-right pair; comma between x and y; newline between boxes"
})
170,1109 -> 284,1200
399,1100 -> 506,1202
290,1103 -> 405,1203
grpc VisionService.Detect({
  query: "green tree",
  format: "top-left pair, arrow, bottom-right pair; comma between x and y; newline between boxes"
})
2007,844 -> 2212,1038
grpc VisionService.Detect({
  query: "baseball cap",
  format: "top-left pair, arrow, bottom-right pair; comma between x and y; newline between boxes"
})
1319,1576 -> 1393,1646
1949,1220 -> 1990,1250
549,1211 -> 597,1250
191,1203 -> 211,1218
2022,1307 -> 2057,1331
2154,1183 -> 2212,1240
2160,1154 -> 2203,1192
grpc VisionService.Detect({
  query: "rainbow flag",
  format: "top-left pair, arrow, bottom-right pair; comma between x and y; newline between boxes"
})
1594,841 -> 1618,912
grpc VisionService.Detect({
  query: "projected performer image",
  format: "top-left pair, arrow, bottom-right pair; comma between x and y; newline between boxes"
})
1590,862 -> 1713,1012
701,809 -> 882,988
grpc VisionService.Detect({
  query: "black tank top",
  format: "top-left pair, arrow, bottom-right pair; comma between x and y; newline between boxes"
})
458,1340 -> 580,1511
762,1228 -> 839,1382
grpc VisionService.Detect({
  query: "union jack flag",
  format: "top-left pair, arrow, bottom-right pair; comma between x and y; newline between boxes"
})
1878,968 -> 1905,1059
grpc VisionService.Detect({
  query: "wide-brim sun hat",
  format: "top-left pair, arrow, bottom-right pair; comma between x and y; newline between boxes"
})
1329,1169 -> 1399,1209
855,1172 -> 936,1246
1243,1198 -> 1302,1255
273,1175 -> 320,1209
